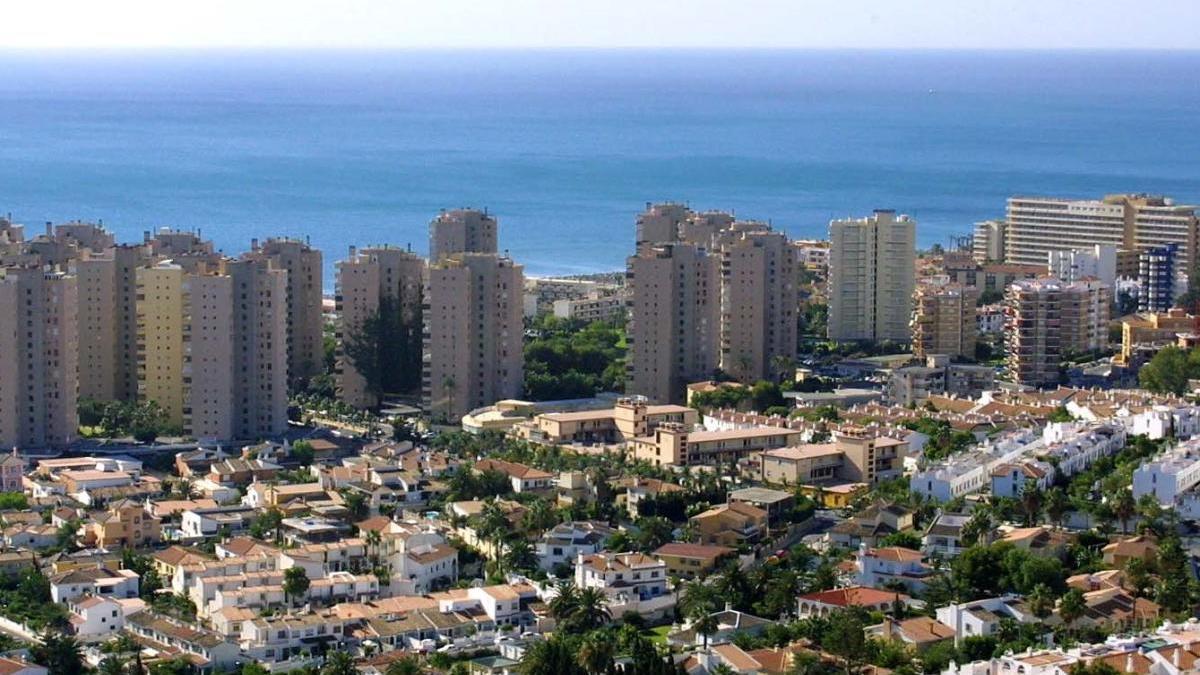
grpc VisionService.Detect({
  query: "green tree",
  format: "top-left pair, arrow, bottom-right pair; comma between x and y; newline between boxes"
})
1058,588 -> 1086,632
576,632 -> 615,674
693,611 -> 721,650
283,566 -> 311,606
98,655 -> 127,675
822,610 -> 868,675
1139,346 -> 1191,395
342,294 -> 423,409
571,587 -> 613,631
1112,489 -> 1136,534
33,631 -> 85,675
321,651 -> 358,675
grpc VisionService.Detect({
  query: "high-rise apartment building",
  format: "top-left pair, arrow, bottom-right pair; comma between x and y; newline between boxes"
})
1138,243 -> 1184,312
55,221 -> 116,253
1005,277 -> 1110,387
145,228 -> 215,258
245,238 -> 324,390
133,257 -> 288,442
429,209 -> 498,262
635,202 -> 691,250
225,259 -> 289,440
626,243 -> 720,403
0,266 -> 79,449
719,227 -> 797,382
136,261 -> 187,428
911,281 -> 978,359
679,211 -> 737,249
972,219 -> 1006,264
827,210 -> 916,342
1005,194 -> 1199,270
1047,244 -> 1117,287
423,253 -> 524,421
72,245 -> 149,402
335,246 -> 427,409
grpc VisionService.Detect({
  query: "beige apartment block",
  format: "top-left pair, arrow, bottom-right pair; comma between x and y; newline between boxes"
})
635,202 -> 692,250
516,398 -> 697,446
145,228 -> 215,258
72,245 -> 149,402
972,219 -> 1006,263
720,227 -> 798,382
911,281 -> 979,359
137,261 -> 187,428
184,272 -> 236,442
245,238 -> 324,390
1005,194 -> 1199,271
626,242 -> 720,404
423,253 -> 524,422
135,257 -> 287,442
54,221 -> 115,253
1004,277 -> 1107,387
678,210 -> 737,249
0,266 -> 79,449
629,423 -> 803,467
226,259 -> 289,440
335,246 -> 426,409
429,208 -> 498,262
827,210 -> 916,343
759,429 -> 908,487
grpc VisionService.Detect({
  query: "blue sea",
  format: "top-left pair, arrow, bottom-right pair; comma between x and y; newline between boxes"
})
1,49 -> 1198,285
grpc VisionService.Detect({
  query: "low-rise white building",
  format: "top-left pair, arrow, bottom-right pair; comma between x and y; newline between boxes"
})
535,521 -> 616,571
935,596 -> 1039,639
68,595 -> 125,639
50,566 -> 140,603
1133,438 -> 1200,507
574,552 -> 673,622
854,545 -> 933,593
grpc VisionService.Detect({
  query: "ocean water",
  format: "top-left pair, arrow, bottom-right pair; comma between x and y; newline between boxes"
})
1,49 -> 1198,285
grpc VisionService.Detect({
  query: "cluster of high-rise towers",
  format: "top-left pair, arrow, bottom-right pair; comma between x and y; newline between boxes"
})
0,209 -> 525,449
625,203 -> 800,403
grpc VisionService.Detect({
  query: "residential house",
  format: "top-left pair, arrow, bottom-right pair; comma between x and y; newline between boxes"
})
854,545 -> 933,593
652,543 -> 736,579
828,500 -> 915,549
797,587 -> 910,618
78,500 -> 162,549
50,565 -> 140,603
727,487 -> 794,526
613,477 -> 685,520
922,513 -> 972,558
666,609 -> 776,648
474,459 -> 555,494
127,610 -> 241,674
689,503 -> 768,548
990,460 -> 1055,499
935,597 -> 1040,639
67,595 -> 125,639
1102,535 -> 1158,568
535,521 -> 616,572
574,552 -> 674,622
866,616 -> 956,651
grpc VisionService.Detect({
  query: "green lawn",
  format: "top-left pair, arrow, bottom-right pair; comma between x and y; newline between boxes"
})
643,625 -> 672,645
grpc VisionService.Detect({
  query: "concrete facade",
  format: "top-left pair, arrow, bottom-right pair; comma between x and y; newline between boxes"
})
827,210 -> 916,342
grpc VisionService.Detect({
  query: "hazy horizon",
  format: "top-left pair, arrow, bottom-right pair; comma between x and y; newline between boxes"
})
3,1 -> 1199,50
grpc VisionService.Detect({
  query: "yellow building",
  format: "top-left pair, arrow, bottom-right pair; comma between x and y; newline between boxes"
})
137,262 -> 186,427
652,542 -> 735,579
81,500 -> 162,549
1119,310 -> 1194,364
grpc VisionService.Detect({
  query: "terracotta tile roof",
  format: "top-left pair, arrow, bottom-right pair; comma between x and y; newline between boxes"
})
865,547 -> 924,563
653,543 -> 735,561
799,586 -> 909,608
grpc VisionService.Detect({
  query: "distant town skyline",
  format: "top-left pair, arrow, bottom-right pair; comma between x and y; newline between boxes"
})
3,0 -> 1199,50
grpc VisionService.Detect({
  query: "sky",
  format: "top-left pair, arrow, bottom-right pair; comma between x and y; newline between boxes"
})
2,0 -> 1199,50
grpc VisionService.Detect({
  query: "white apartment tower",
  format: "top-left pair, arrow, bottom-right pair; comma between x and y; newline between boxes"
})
423,253 -> 524,422
827,210 -> 917,342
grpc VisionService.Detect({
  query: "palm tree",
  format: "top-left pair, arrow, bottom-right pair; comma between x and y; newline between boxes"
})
548,580 -> 580,622
572,587 -> 612,631
576,633 -> 615,674
321,651 -> 358,675
98,656 -> 127,675
1058,588 -> 1086,637
502,537 -> 538,574
1020,480 -> 1043,526
1113,489 -> 1136,534
1044,488 -> 1069,530
680,579 -> 720,619
365,529 -> 383,567
522,499 -> 556,536
692,611 -> 720,650
384,656 -> 423,675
